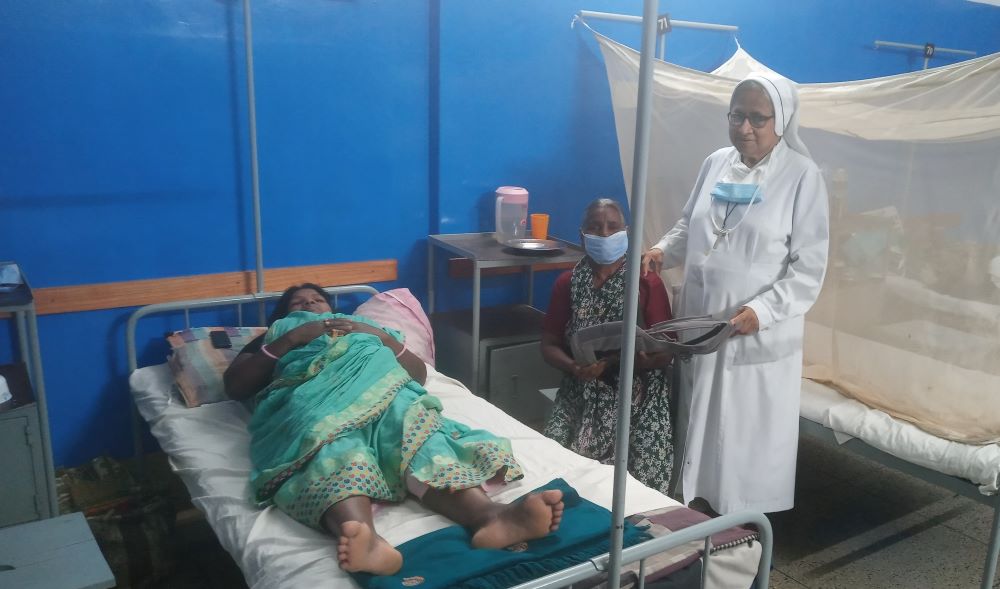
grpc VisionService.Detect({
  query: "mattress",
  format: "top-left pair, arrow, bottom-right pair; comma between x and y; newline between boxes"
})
131,363 -> 759,589
800,378 -> 1000,495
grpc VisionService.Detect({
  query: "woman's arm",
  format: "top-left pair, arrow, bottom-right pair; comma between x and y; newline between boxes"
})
541,331 -> 607,381
635,273 -> 673,370
323,318 -> 427,385
386,337 -> 427,385
539,274 -> 607,381
223,322 -> 329,401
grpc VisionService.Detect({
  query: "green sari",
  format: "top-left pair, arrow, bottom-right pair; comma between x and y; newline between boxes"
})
248,311 -> 523,529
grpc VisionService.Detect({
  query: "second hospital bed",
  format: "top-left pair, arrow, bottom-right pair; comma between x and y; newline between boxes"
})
126,284 -> 769,589
798,322 -> 1000,589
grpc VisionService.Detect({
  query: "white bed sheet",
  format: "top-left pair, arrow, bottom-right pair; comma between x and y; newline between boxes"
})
131,364 -> 709,589
800,378 -> 1000,495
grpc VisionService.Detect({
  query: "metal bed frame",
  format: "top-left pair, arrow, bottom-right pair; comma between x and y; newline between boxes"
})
124,285 -> 774,589
799,415 -> 1000,589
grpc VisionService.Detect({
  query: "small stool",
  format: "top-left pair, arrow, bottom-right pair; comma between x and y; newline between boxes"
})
0,512 -> 115,589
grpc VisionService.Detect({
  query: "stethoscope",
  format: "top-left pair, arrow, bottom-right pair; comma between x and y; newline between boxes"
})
707,178 -> 764,256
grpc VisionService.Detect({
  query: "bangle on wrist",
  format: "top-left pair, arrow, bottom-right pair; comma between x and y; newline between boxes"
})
395,344 -> 407,359
260,344 -> 280,361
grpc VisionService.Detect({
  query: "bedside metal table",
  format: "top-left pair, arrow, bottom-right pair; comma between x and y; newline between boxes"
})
427,233 -> 584,394
0,512 -> 115,589
0,263 -> 58,527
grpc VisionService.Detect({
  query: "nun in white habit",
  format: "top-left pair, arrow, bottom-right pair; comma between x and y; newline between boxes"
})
641,73 -> 829,514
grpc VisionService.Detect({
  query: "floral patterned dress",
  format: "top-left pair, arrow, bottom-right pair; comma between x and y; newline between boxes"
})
543,259 -> 674,495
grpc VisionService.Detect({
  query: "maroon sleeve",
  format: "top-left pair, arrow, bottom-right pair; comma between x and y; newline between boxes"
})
641,272 -> 672,326
542,271 -> 573,340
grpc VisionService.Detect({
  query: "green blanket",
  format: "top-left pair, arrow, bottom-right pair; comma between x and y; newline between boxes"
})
353,479 -> 651,589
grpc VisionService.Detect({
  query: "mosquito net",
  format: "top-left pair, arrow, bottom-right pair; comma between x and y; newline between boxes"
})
594,31 -> 1000,444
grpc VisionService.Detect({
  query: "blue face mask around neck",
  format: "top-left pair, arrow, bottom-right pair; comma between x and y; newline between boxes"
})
710,182 -> 763,205
583,230 -> 628,265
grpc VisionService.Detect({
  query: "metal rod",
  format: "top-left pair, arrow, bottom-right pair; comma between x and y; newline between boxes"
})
26,307 -> 58,517
701,536 -> 713,587
510,511 -> 773,589
15,312 -> 29,381
874,40 -> 977,57
606,0 -> 659,586
982,493 -> 1000,589
427,241 -> 436,313
243,0 -> 266,297
471,262 -> 481,393
528,266 -> 535,307
579,10 -> 738,33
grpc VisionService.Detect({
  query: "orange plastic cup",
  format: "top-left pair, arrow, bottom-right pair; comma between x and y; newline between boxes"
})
530,213 -> 550,240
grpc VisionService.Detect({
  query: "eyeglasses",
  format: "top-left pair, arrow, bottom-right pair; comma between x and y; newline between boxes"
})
727,112 -> 774,128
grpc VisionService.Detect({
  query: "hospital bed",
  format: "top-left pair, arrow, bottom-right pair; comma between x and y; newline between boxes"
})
125,284 -> 771,589
798,374 -> 1000,589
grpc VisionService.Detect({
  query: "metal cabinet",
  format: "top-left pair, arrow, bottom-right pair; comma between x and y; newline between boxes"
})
432,305 -> 563,429
0,406 -> 48,527
487,340 -> 562,429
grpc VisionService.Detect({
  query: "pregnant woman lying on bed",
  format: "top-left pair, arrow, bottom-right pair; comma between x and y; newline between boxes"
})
224,284 -> 564,576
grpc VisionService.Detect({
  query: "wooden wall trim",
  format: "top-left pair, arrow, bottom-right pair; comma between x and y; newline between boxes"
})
30,260 -> 397,316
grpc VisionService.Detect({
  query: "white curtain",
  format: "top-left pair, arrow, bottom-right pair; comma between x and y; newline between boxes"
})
596,32 -> 1000,444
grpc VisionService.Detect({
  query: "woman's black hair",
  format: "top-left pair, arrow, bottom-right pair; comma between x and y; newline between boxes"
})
267,283 -> 333,325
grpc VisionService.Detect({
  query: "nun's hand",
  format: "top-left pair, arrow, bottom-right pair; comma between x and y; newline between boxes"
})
730,306 -> 759,335
640,248 -> 664,276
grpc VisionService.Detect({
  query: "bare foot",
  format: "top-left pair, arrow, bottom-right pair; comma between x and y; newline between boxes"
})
337,520 -> 403,575
471,489 -> 564,549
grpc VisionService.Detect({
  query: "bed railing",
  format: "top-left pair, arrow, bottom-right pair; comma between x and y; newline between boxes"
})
511,511 -> 772,589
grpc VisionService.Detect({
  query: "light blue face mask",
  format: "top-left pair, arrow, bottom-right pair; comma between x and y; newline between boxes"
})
710,182 -> 764,205
583,230 -> 628,265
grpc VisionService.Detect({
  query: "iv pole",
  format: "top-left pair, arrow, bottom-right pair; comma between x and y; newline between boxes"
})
602,1 -> 659,586
573,8 -> 768,589
242,0 -> 268,324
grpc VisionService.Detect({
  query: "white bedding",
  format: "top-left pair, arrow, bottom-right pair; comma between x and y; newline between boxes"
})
800,378 -> 1000,495
131,364 -> 721,589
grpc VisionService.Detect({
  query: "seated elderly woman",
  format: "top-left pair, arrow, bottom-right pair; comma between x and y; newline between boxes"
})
224,283 -> 564,576
541,199 -> 675,495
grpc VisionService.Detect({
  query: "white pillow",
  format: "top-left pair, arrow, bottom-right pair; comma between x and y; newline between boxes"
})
355,288 -> 435,366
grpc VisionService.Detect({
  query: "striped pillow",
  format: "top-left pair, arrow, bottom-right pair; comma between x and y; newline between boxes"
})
167,327 -> 267,407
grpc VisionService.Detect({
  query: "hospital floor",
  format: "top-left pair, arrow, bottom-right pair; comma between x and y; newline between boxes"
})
151,437 -> 999,588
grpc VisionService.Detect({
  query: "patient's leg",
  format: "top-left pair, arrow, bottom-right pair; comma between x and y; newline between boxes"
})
321,496 -> 402,575
420,485 -> 565,549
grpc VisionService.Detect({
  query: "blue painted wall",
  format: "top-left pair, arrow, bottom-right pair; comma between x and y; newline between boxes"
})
1,0 -> 998,466
0,0 -> 431,466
